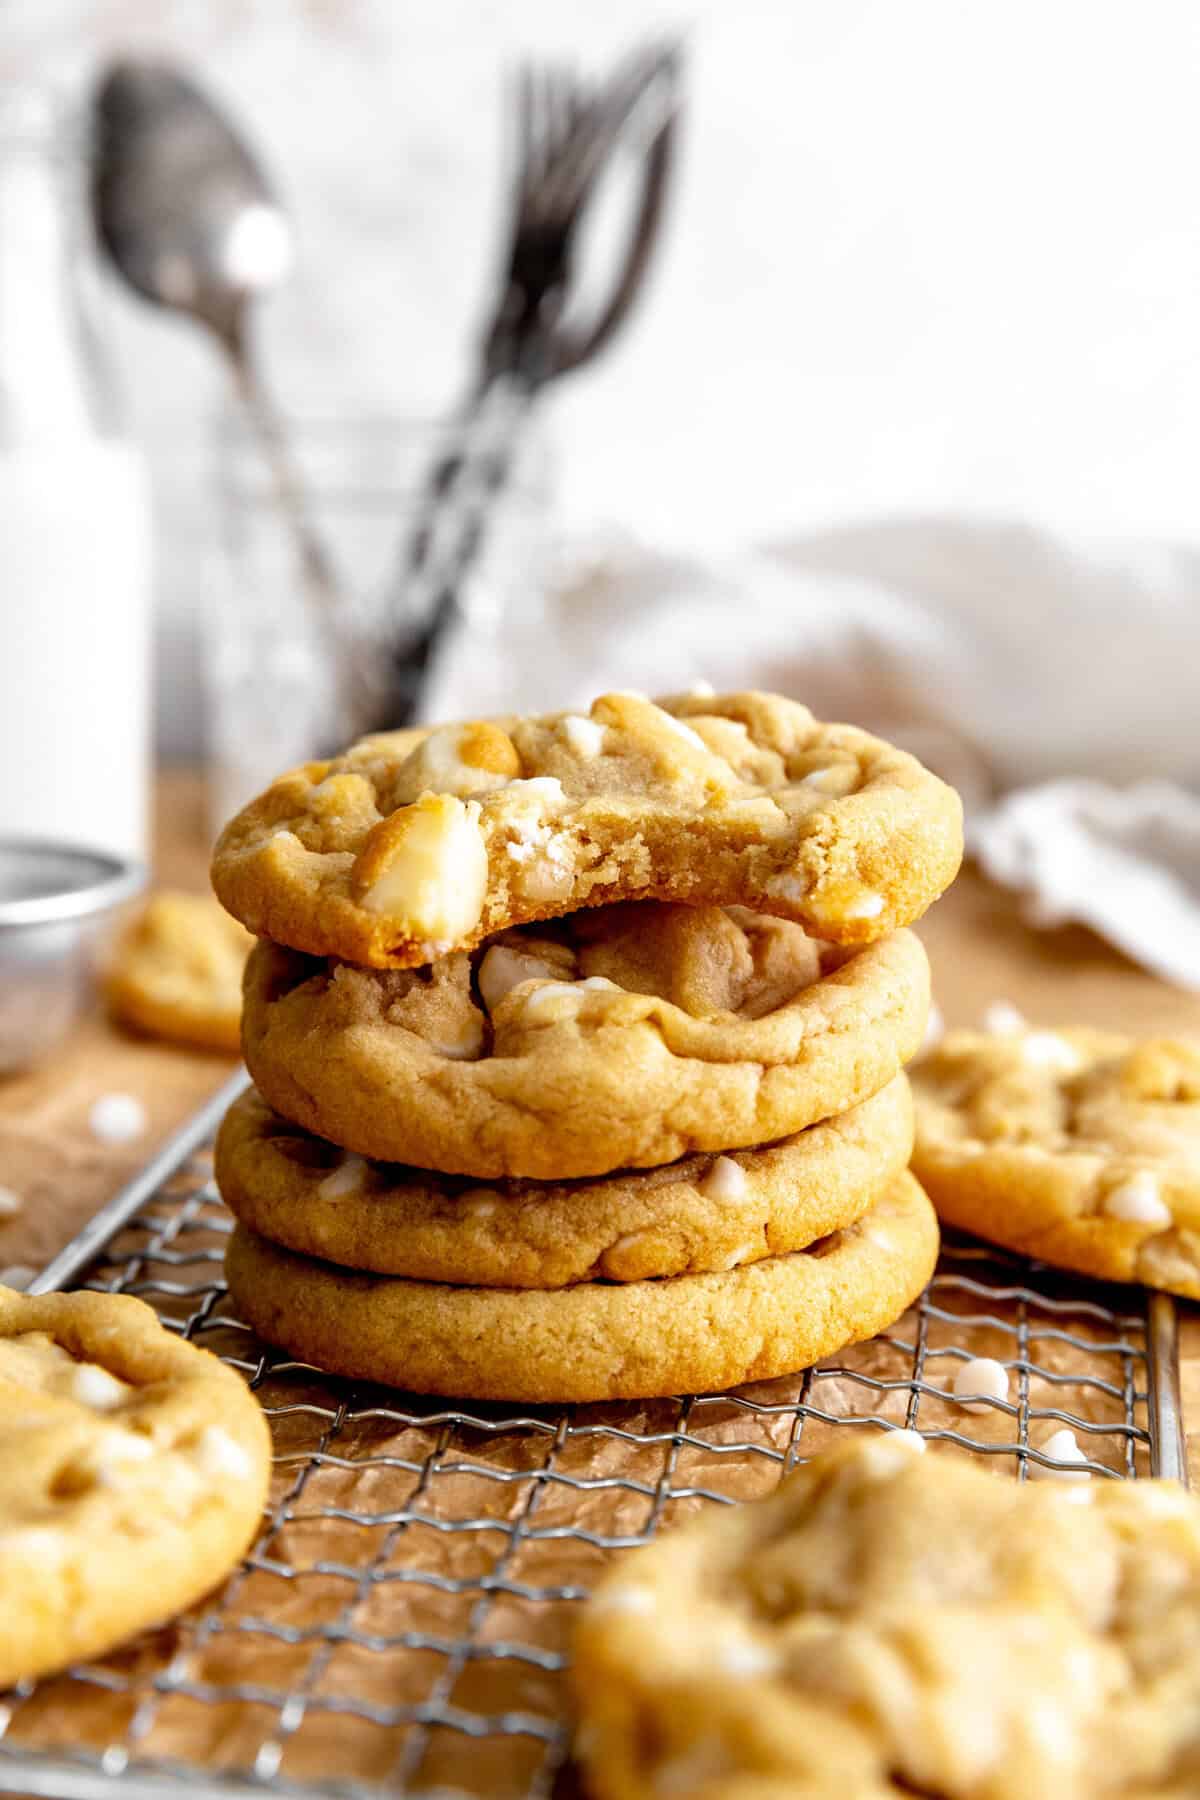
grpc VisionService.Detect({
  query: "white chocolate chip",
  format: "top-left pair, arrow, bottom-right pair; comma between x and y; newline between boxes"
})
89,1092 -> 147,1145
319,1154 -> 369,1201
478,945 -> 563,1012
767,872 -> 810,903
720,1242 -> 760,1270
885,1428 -> 927,1455
1103,1172 -> 1172,1227
520,859 -> 575,902
701,1156 -> 748,1203
95,1428 -> 155,1481
1030,1428 -> 1091,1482
0,1186 -> 22,1219
717,1637 -> 778,1677
429,1015 -> 486,1061
862,1434 -> 927,1478
194,1424 -> 253,1482
724,795 -> 781,822
1021,1031 -> 1083,1074
508,776 -> 565,805
561,714 -> 607,759
801,767 -> 835,787
391,722 -> 519,802
982,1000 -> 1026,1036
359,794 -> 488,945
578,976 -> 620,992
686,679 -> 716,698
843,891 -> 885,920
950,1356 -> 1009,1413
462,1193 -> 498,1220
658,712 -> 708,751
519,981 -> 584,1017
1025,1697 -> 1076,1763
590,1584 -> 654,1615
507,816 -> 551,850
70,1363 -> 128,1412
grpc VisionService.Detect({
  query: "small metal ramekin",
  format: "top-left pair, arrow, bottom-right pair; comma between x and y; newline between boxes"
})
0,840 -> 147,1074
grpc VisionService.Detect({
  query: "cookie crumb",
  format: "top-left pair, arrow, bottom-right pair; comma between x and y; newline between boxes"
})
89,1093 -> 147,1145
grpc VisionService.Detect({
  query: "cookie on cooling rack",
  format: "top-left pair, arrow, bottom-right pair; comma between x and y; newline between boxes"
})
224,1171 -> 938,1403
211,689 -> 962,969
215,1075 -> 913,1286
0,1285 -> 270,1685
241,902 -> 929,1179
572,1432 -> 1200,1800
912,1029 -> 1200,1298
105,890 -> 254,1054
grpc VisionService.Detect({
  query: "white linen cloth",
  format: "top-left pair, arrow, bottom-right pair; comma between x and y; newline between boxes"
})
428,516 -> 1200,989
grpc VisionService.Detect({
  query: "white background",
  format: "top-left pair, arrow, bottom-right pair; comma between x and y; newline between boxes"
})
10,1 -> 1200,750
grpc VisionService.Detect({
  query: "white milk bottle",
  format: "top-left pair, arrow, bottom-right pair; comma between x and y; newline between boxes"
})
0,90 -> 151,860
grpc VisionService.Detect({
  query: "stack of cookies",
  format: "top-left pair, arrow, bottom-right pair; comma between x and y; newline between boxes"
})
211,690 -> 962,1403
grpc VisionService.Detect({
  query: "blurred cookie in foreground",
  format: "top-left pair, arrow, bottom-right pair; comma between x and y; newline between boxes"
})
912,1028 -> 1200,1297
0,1284 -> 269,1684
572,1433 -> 1200,1799
106,890 -> 253,1053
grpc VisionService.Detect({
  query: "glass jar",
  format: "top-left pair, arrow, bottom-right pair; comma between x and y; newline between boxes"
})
0,89 -> 152,859
207,414 -> 552,829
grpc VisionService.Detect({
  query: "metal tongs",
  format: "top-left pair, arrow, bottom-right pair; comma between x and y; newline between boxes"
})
368,41 -> 684,733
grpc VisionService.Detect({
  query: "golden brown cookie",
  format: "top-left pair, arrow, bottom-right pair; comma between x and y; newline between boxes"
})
211,690 -> 962,968
241,904 -> 930,1178
912,1029 -> 1200,1296
105,890 -> 254,1054
572,1433 -> 1200,1800
0,1285 -> 270,1685
224,1172 -> 937,1403
214,1076 -> 913,1286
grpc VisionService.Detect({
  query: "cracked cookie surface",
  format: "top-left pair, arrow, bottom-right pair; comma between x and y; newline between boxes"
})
224,1171 -> 938,1403
105,890 -> 253,1054
241,903 -> 930,1178
572,1433 -> 1200,1800
211,690 -> 962,968
0,1285 -> 270,1685
215,1076 -> 913,1286
912,1029 -> 1200,1296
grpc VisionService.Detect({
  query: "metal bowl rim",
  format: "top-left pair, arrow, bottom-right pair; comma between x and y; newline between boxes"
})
0,839 -> 147,928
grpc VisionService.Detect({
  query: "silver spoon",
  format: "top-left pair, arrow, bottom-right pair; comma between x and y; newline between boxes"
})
91,59 -> 373,735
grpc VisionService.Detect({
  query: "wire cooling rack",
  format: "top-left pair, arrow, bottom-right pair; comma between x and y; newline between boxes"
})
0,1069 -> 1188,1800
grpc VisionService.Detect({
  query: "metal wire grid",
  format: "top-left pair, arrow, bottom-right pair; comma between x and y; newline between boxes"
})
0,1080 -> 1186,1800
